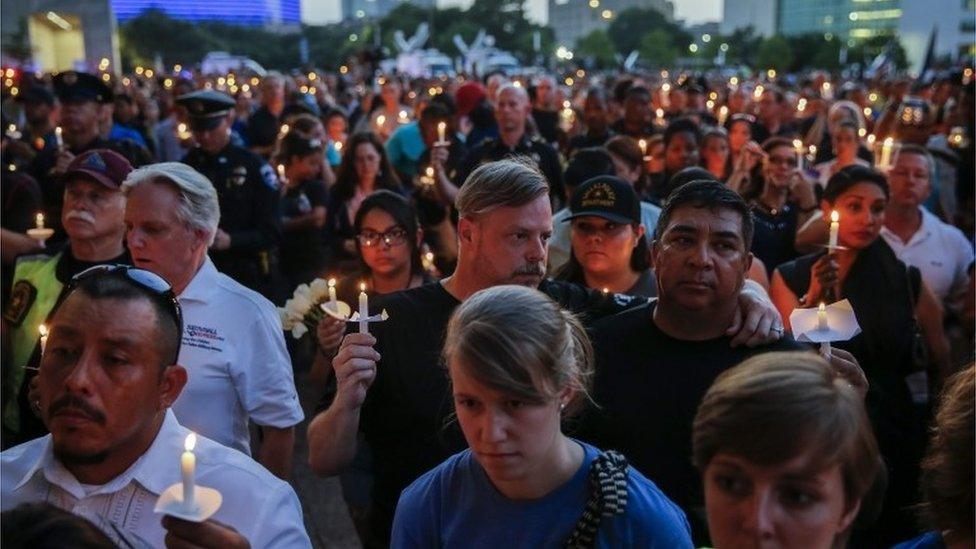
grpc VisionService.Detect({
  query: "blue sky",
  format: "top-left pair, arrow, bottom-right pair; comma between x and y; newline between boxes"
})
301,0 -> 722,26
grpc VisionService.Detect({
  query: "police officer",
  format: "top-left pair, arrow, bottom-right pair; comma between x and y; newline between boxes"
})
29,71 -> 151,244
178,90 -> 281,299
2,149 -> 133,447
454,83 -> 565,208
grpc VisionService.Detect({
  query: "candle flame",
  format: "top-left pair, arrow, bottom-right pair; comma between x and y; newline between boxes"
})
830,210 -> 839,223
328,278 -> 336,288
818,302 -> 826,313
425,166 -> 434,177
437,121 -> 446,131
360,282 -> 367,292
185,432 -> 196,452
55,126 -> 62,136
655,108 -> 664,118
638,138 -> 647,151
377,115 -> 386,126
883,137 -> 894,147
38,324 -> 48,337
35,212 -> 44,228
792,138 -> 803,149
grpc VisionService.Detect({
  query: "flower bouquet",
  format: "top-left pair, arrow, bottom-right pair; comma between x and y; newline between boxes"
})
278,278 -> 351,339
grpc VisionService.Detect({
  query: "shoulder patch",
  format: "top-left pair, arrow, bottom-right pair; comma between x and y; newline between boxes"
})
3,280 -> 37,326
259,163 -> 279,190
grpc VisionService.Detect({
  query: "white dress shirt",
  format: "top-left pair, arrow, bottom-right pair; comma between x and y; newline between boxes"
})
881,206 -> 974,309
1,409 -> 312,548
174,257 -> 304,454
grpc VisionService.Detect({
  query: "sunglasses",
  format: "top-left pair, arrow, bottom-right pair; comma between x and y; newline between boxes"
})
68,265 -> 183,365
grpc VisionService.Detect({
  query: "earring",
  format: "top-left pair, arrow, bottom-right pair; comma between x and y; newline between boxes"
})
559,403 -> 566,411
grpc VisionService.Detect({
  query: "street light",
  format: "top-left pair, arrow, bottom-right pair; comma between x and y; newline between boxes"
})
689,44 -> 699,53
702,34 -> 711,43
601,9 -> 613,19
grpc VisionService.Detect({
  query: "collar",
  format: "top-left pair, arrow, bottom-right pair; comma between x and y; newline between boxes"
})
14,409 -> 186,500
178,257 -> 218,304
882,206 -> 934,246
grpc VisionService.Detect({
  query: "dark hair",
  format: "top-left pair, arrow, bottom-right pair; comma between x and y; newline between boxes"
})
664,117 -> 702,147
2,503 -> 117,548
564,148 -> 616,192
429,92 -> 456,116
333,131 -> 402,204
762,136 -> 795,154
612,78 -> 634,104
420,102 -> 450,122
761,86 -> 785,103
654,179 -> 755,249
585,86 -> 607,104
625,86 -> 651,102
323,106 -> 348,122
66,273 -> 181,368
823,165 -> 889,204
555,230 -> 651,287
353,190 -> 423,277
277,132 -> 324,165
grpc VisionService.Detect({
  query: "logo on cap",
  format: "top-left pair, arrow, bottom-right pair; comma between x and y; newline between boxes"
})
580,182 -> 616,208
81,152 -> 107,173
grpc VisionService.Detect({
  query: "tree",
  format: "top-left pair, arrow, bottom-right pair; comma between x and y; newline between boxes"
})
607,7 -> 688,59
638,29 -> 679,67
755,35 -> 794,72
576,29 -> 616,67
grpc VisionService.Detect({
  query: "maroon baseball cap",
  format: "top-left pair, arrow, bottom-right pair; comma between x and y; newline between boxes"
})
455,82 -> 487,117
61,149 -> 133,189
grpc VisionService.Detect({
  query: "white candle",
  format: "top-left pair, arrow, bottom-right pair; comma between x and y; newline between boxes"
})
793,139 -> 805,171
376,115 -> 386,128
177,123 -> 190,140
334,141 -> 343,152
797,98 -> 807,112
655,108 -> 665,126
638,139 -> 648,158
866,134 -> 877,163
661,83 -> 671,107
54,126 -> 63,148
35,213 -> 45,230
181,433 -> 197,508
437,121 -> 446,143
277,164 -> 287,185
328,278 -> 338,307
38,324 -> 48,355
817,302 -> 828,331
879,137 -> 894,169
358,282 -> 368,334
828,210 -> 840,250
718,105 -> 728,126
398,110 -> 409,123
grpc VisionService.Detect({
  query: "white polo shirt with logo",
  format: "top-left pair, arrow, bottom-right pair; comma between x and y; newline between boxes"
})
881,206 -> 974,309
173,257 -> 304,454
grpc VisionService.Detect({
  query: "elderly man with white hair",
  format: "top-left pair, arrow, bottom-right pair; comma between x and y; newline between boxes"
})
122,162 -> 303,479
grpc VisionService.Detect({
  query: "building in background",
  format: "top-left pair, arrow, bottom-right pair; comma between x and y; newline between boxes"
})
720,0 -> 775,37
111,0 -> 300,25
548,0 -> 674,49
1,0 -> 118,72
342,0 -> 434,21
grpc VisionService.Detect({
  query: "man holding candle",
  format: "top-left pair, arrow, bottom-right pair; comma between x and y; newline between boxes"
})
2,150 -> 133,448
178,89 -> 282,300
308,160 -> 785,545
0,269 -> 311,548
123,162 -> 303,480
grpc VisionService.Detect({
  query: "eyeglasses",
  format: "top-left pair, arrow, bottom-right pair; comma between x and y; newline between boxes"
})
67,265 -> 183,364
357,228 -> 408,248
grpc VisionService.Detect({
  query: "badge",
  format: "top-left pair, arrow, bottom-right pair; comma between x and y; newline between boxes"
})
3,280 -> 37,326
580,182 -> 616,208
228,166 -> 247,187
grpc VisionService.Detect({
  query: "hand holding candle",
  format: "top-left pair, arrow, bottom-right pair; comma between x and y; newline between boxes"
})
879,137 -> 895,170
436,121 -> 447,145
38,324 -> 48,355
358,283 -> 368,334
638,138 -> 650,161
277,164 -> 288,185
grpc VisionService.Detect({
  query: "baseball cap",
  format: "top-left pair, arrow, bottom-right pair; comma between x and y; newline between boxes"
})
61,149 -> 133,189
455,82 -> 487,117
565,176 -> 641,225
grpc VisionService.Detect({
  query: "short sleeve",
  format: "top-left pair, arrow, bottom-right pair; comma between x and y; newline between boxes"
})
390,472 -> 440,549
618,469 -> 693,548
249,482 -> 313,548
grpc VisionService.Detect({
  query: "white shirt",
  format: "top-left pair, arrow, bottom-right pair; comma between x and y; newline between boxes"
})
174,257 -> 304,454
1,410 -> 312,548
881,206 -> 974,309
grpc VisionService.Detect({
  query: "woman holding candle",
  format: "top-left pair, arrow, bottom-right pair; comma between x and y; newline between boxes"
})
770,164 -> 950,546
390,285 -> 693,547
275,132 -> 329,290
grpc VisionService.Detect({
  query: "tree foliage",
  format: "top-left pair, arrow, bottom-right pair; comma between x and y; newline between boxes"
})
607,7 -> 689,59
576,30 -> 616,67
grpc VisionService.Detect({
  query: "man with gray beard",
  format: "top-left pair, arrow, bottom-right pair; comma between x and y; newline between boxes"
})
2,149 -> 133,448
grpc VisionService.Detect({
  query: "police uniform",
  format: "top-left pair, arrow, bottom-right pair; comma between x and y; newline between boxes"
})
177,90 -> 281,299
455,132 -> 565,208
1,244 -> 132,447
28,72 -> 152,245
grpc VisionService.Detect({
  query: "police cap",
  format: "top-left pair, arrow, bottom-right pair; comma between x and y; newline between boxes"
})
176,90 -> 235,131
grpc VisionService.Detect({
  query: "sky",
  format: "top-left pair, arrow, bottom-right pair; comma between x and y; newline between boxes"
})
301,0 -> 722,26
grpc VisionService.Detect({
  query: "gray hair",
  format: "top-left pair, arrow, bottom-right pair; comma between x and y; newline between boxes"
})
893,143 -> 935,177
496,82 -> 529,103
455,159 -> 549,218
122,162 -> 220,244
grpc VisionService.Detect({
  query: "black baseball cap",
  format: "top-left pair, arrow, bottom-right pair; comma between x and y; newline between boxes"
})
176,90 -> 235,131
565,176 -> 641,225
54,71 -> 113,104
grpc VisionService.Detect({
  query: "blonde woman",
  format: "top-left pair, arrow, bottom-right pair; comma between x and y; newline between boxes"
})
391,285 -> 693,548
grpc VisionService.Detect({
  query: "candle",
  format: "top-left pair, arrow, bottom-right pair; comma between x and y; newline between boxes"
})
655,108 -> 665,127
817,302 -> 828,331
38,324 -> 48,355
398,110 -> 409,123
436,121 -> 446,143
797,98 -> 807,112
793,139 -> 805,171
821,82 -> 832,100
638,138 -> 648,157
879,137 -> 894,169
718,105 -> 728,126
181,433 -> 197,508
828,210 -> 839,250
54,126 -> 63,148
177,123 -> 191,140
358,282 -> 368,334
279,123 -> 289,138
334,141 -> 343,152
35,213 -> 45,230
277,164 -> 288,185
328,278 -> 337,307
602,287 -> 609,295
661,83 -> 671,108
376,114 -> 386,128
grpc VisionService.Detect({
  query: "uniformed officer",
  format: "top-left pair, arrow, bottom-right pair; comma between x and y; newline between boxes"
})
28,71 -> 151,245
454,83 -> 565,209
178,90 -> 281,299
2,149 -> 133,448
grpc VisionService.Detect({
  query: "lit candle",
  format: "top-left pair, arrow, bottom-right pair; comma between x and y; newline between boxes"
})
398,110 -> 409,123
879,137 -> 894,169
718,105 -> 728,126
334,141 -> 343,152
358,282 -> 368,334
821,81 -> 832,99
436,121 -> 446,143
54,126 -> 63,148
328,278 -> 338,307
181,433 -> 197,509
661,82 -> 671,108
797,98 -> 807,112
793,139 -> 805,171
817,302 -> 828,330
655,108 -> 665,126
376,114 -> 386,128
828,210 -> 839,251
808,144 -> 817,163
177,123 -> 190,140
38,324 -> 48,355
277,164 -> 288,185
638,138 -> 648,158
35,213 -> 45,230
602,287 -> 609,295
279,123 -> 289,138
866,134 -> 877,163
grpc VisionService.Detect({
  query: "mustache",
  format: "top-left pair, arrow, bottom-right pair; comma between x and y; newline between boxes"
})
48,394 -> 106,425
513,263 -> 545,277
65,210 -> 96,224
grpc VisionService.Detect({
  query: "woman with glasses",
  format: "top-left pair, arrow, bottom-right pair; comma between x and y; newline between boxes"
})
746,137 -> 819,272
324,132 -> 405,266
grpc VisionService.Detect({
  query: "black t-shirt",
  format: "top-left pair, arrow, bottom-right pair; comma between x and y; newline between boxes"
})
531,108 -> 560,144
315,278 -> 646,543
279,179 -> 328,277
244,106 -> 280,152
574,300 -> 804,541
749,202 -> 800,271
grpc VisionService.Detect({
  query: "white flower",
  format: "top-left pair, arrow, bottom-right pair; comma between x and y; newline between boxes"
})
309,278 -> 330,303
291,323 -> 308,339
293,283 -> 311,301
285,294 -> 313,318
278,307 -> 295,330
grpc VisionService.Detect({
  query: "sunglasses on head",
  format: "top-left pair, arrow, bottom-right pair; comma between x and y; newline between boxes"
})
67,265 -> 183,365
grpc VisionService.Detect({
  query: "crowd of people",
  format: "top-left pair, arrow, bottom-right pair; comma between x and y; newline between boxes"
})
0,58 -> 973,548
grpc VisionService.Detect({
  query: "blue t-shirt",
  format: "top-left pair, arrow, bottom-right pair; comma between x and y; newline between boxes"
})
385,122 -> 427,179
391,440 -> 692,548
891,531 -> 947,549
